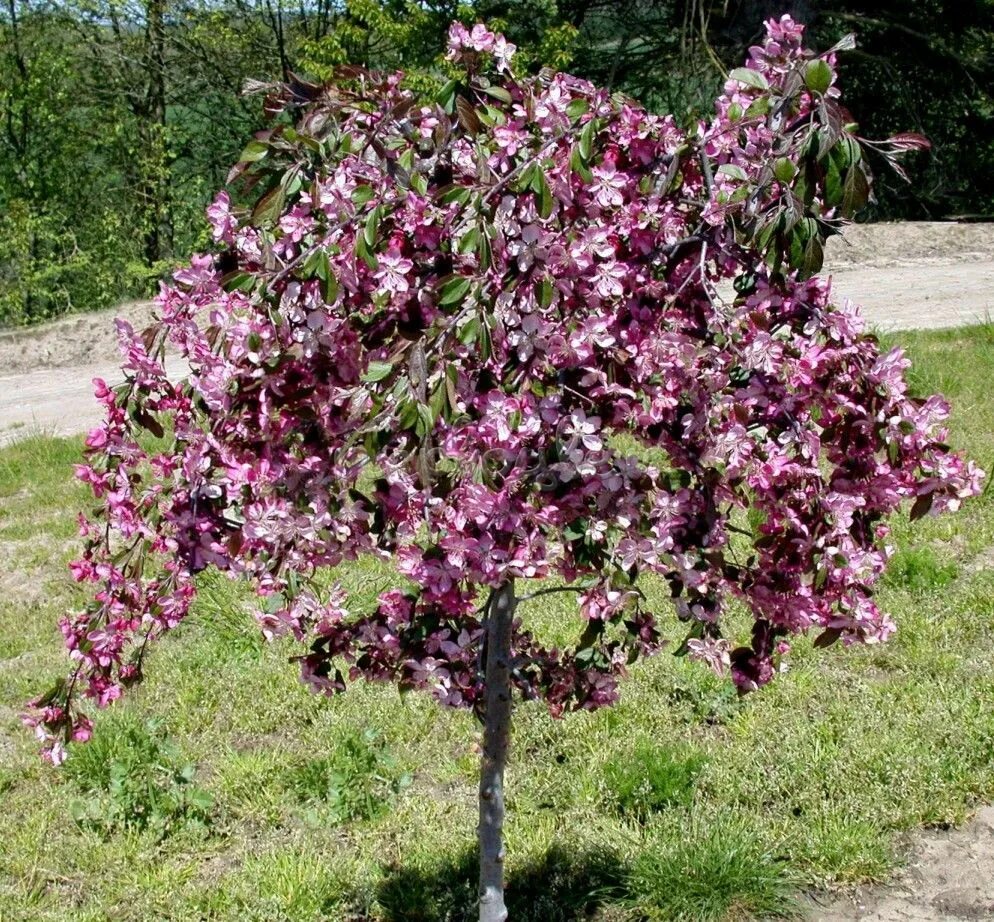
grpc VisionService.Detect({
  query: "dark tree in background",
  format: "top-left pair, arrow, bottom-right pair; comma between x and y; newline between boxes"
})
483,0 -> 994,218
1,0 -> 991,324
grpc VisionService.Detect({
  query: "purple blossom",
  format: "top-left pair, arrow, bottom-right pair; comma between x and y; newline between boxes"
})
25,16 -> 983,764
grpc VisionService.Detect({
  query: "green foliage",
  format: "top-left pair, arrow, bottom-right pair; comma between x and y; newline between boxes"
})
286,727 -> 412,824
64,713 -> 213,840
630,817 -> 799,921
2,1 -> 992,326
602,739 -> 705,820
883,546 -> 958,592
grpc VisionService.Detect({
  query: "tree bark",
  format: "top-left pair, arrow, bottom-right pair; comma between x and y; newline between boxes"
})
478,579 -> 515,922
143,0 -> 172,264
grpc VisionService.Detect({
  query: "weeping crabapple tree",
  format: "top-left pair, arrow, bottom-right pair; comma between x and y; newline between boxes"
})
27,16 -> 982,921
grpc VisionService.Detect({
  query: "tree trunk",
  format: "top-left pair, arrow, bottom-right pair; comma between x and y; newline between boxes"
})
143,0 -> 172,264
478,579 -> 515,922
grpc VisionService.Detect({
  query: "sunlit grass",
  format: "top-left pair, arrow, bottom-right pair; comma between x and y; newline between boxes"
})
1,326 -> 993,919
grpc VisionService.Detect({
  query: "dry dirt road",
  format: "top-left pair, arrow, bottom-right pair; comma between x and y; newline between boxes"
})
807,807 -> 994,922
1,222 -> 992,446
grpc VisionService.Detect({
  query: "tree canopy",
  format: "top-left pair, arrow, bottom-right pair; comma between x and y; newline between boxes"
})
2,1 -> 992,325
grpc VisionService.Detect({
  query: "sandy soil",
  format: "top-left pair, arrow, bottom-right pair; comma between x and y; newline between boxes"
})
806,808 -> 994,922
1,221 -> 992,445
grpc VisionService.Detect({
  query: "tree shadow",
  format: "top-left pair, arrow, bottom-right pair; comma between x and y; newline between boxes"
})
376,844 -> 627,921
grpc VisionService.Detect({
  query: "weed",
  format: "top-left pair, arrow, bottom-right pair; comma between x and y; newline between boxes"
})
286,727 -> 412,824
630,816 -> 799,921
883,546 -> 958,593
65,712 -> 212,840
602,739 -> 705,820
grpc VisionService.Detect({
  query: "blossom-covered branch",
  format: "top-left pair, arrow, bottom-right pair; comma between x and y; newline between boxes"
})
26,16 -> 982,764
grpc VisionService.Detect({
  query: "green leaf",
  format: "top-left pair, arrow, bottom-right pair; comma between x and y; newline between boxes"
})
351,185 -> 376,205
458,316 -> 480,346
222,271 -> 255,293
566,98 -> 589,120
458,227 -> 480,255
578,119 -> 596,161
804,59 -> 834,95
773,158 -> 797,183
799,234 -> 824,278
717,163 -> 748,181
824,157 -> 843,206
477,229 -> 493,270
745,96 -> 771,117
728,67 -> 770,91
438,185 -> 472,206
355,234 -> 378,270
535,171 -> 554,218
813,627 -> 843,649
537,276 -> 553,309
841,135 -> 862,166
570,145 -> 593,183
322,271 -> 339,305
239,139 -> 269,163
429,380 -> 446,419
410,172 -> 429,196
415,403 -> 436,438
439,276 -> 472,307
362,361 -> 393,383
480,84 -> 512,104
515,162 -> 539,194
436,79 -> 458,114
445,364 -> 460,414
478,321 -> 492,362
397,398 -> 419,430
363,205 -> 382,247
841,165 -> 870,215
563,518 -> 588,541
252,183 -> 286,227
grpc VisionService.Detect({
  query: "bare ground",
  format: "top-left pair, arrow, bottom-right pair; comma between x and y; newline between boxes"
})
807,808 -> 994,922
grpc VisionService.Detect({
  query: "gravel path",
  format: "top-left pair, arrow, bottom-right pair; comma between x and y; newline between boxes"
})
1,222 -> 991,447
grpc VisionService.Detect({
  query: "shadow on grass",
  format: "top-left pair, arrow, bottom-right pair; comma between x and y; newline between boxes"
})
376,844 -> 626,921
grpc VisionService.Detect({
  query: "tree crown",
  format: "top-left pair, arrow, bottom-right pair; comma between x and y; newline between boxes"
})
26,16 -> 982,763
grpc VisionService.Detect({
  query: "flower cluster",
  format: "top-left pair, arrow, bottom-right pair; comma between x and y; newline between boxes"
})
26,16 -> 981,762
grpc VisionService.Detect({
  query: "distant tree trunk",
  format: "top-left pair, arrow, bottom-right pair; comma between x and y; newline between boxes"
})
264,0 -> 291,80
477,579 -> 516,922
711,0 -> 816,45
5,0 -> 34,318
143,0 -> 172,264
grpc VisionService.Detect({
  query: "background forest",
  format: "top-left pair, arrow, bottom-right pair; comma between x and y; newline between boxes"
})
2,0 -> 993,325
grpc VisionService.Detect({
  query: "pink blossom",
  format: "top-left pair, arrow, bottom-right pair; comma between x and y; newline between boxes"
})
206,191 -> 237,244
26,16 -> 981,767
374,247 -> 414,295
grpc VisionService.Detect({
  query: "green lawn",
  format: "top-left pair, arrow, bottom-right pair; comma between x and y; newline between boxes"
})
2,326 -> 994,922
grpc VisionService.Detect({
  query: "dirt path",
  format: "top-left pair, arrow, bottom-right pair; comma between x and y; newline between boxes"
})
807,807 -> 994,922
0,222 -> 992,446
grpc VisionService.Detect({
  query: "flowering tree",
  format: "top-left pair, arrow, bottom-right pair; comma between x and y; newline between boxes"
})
27,16 -> 982,921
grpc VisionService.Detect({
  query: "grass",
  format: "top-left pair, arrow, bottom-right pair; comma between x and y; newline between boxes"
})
1,325 -> 994,920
